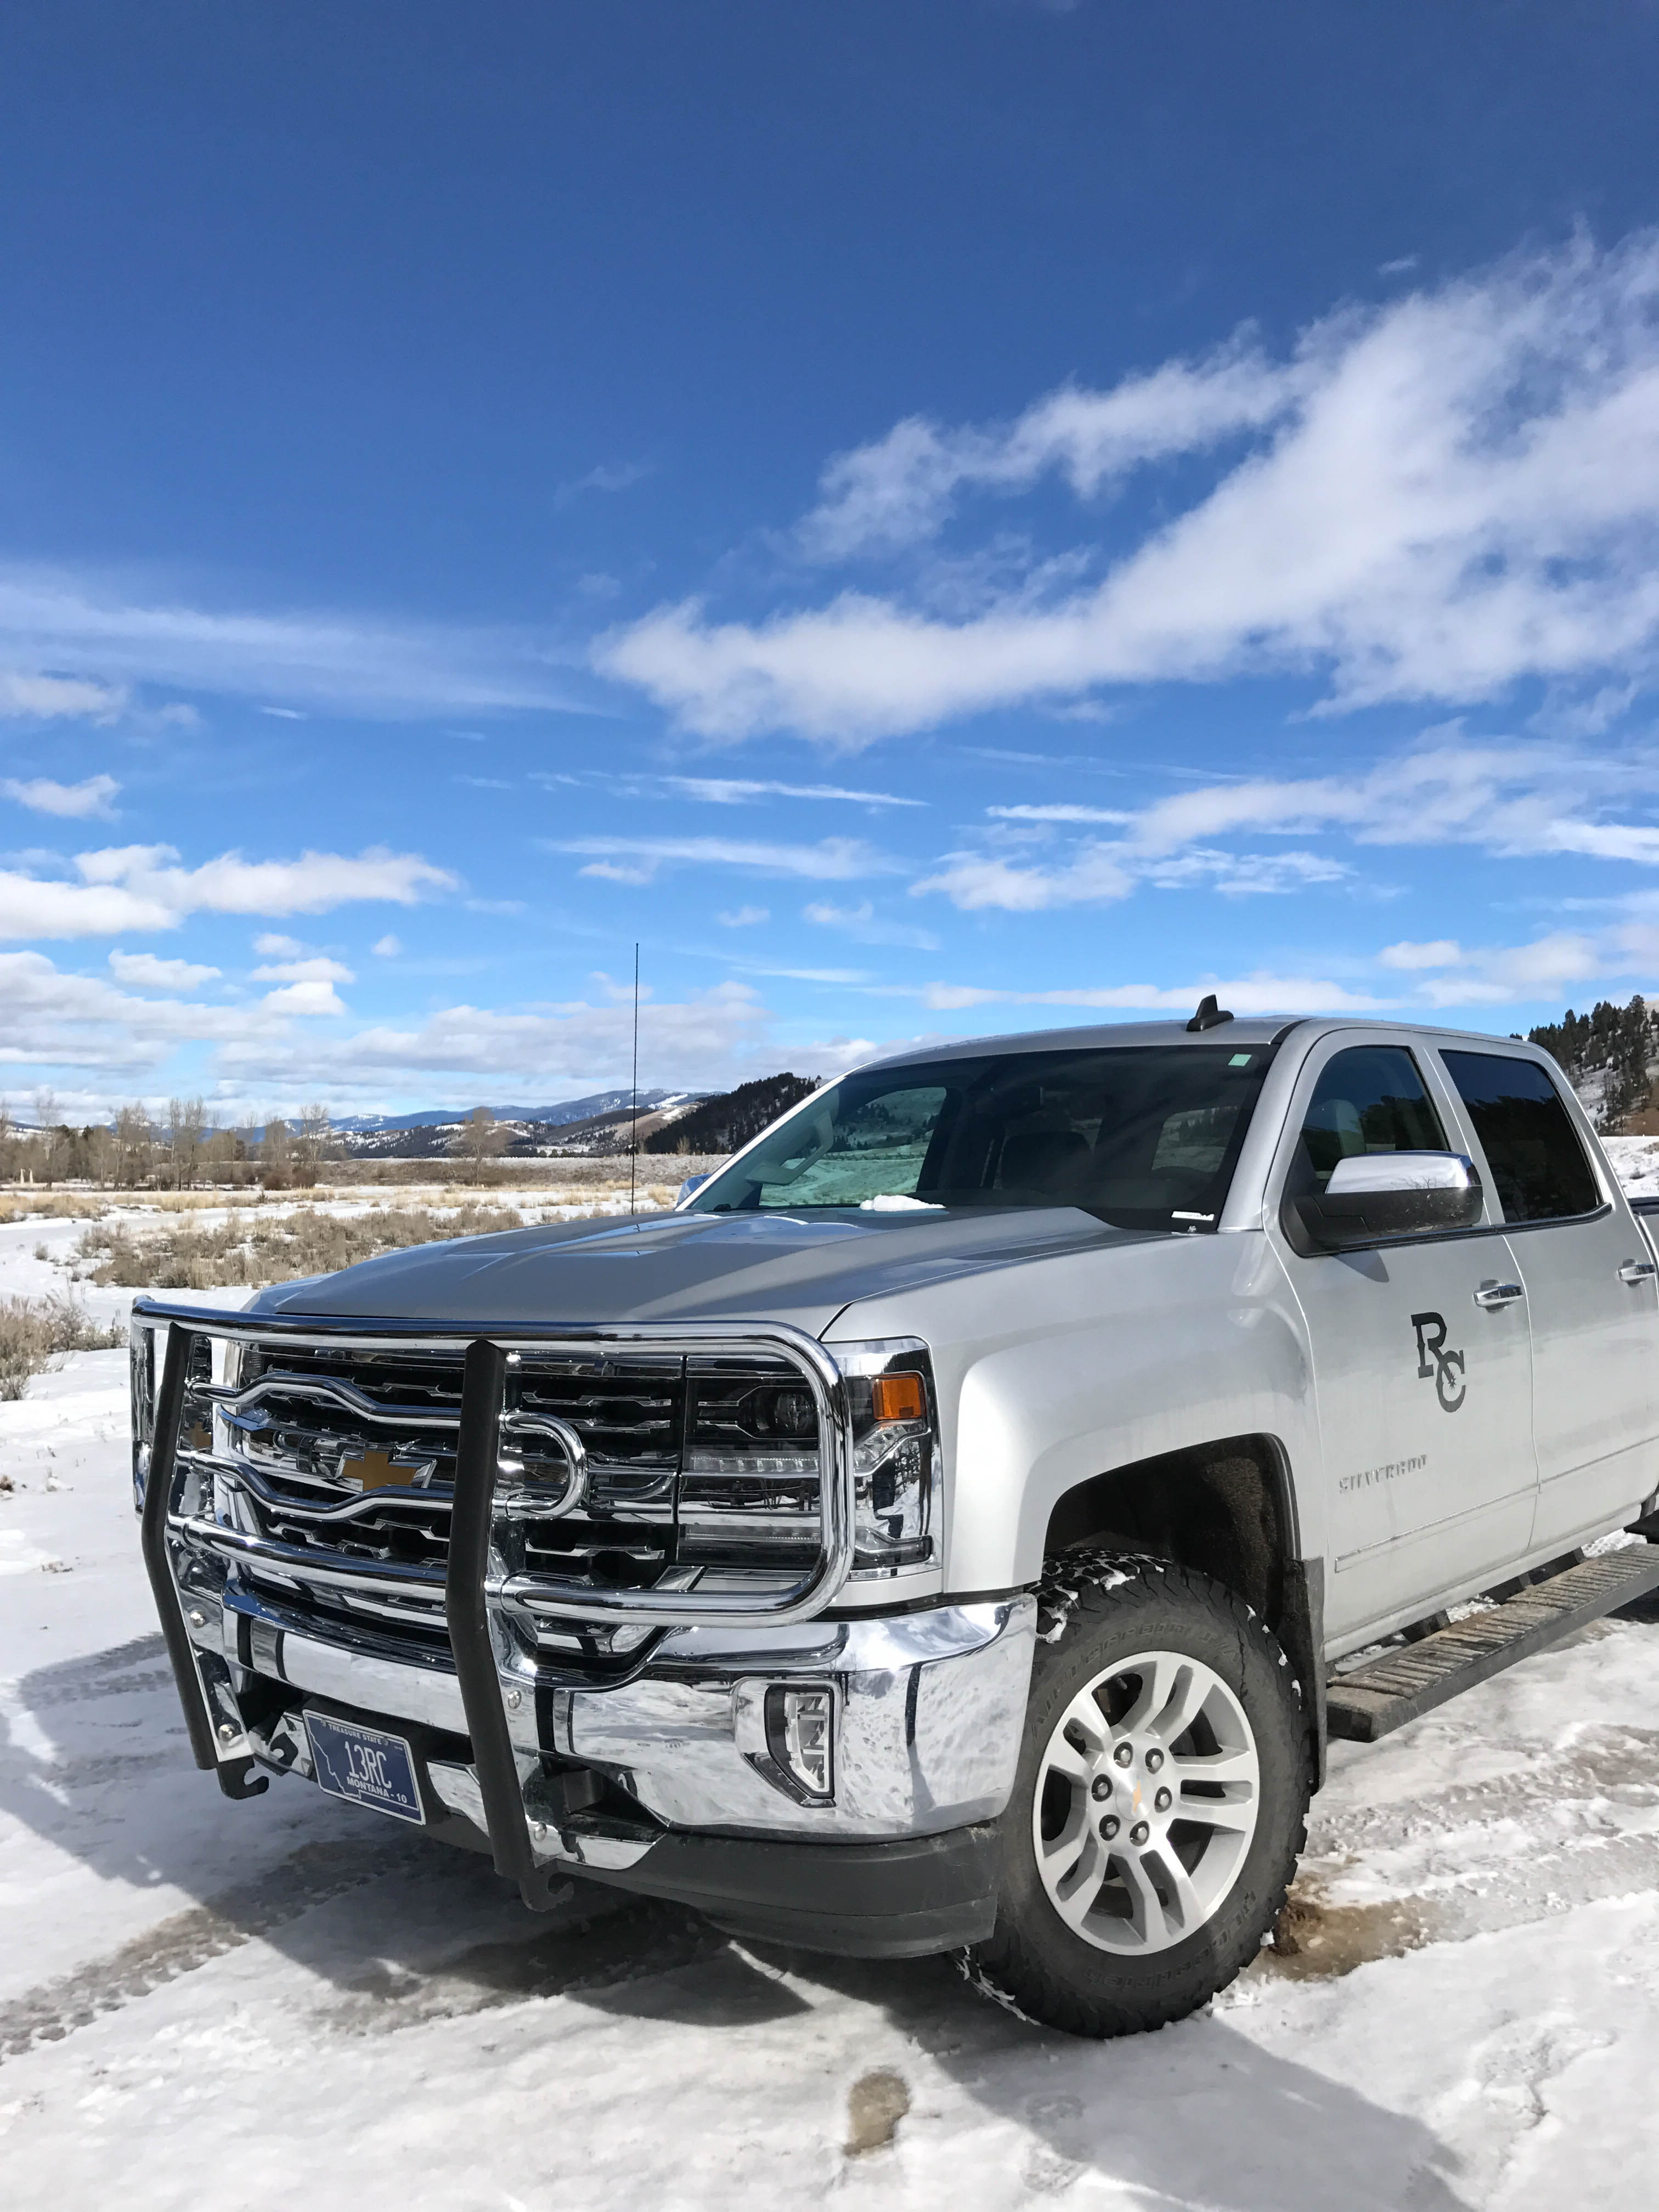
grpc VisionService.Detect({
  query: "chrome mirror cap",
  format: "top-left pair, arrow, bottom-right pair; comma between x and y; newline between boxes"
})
1288,1150 -> 1483,1252
1324,1150 -> 1479,1198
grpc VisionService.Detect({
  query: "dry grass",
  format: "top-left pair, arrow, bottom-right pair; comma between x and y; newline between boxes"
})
0,1194 -> 112,1227
0,1295 -> 128,1400
75,1201 -> 537,1291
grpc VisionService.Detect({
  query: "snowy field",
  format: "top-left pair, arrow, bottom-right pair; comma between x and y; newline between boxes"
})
6,1177 -> 1659,2208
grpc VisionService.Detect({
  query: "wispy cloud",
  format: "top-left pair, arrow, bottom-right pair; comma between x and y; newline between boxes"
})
601,233 -> 1659,742
716,905 -> 769,927
546,834 -> 900,887
872,973 -> 1386,1016
913,737 -> 1659,911
555,460 -> 653,507
1,772 -> 120,819
803,898 -> 942,951
0,566 -> 587,720
794,339 -> 1294,562
659,775 -> 923,808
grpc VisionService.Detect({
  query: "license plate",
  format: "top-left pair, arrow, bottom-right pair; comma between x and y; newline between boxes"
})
304,1712 -> 425,1825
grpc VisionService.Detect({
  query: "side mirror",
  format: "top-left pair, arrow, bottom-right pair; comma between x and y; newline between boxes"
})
1289,1151 -> 1483,1252
676,1173 -> 713,1208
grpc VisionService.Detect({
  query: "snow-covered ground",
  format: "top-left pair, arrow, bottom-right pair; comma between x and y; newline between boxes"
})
6,1190 -> 1659,2208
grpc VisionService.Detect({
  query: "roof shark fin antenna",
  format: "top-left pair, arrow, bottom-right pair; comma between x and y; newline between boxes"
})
1186,993 -> 1234,1032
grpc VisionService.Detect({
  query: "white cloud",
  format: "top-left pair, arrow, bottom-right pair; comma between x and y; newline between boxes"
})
253,933 -> 306,957
261,979 -> 348,1016
716,906 -> 769,928
0,955 -> 777,1110
1,773 -> 120,818
0,844 -> 455,941
108,950 -> 221,991
371,934 -> 403,957
1391,932 -> 1606,1007
0,567 -> 585,720
0,671 -> 127,719
1380,939 -> 1464,970
251,956 -> 355,985
549,834 -> 899,885
601,233 -> 1659,742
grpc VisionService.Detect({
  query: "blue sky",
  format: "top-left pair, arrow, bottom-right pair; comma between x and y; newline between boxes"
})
5,2 -> 1659,1120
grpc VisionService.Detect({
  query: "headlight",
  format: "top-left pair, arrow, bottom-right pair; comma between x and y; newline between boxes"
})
833,1337 -> 936,1573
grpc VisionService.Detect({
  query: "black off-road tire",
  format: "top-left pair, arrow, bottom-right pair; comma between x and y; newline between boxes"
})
966,1553 -> 1309,2038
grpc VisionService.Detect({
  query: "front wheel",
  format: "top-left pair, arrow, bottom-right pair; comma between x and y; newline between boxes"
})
967,1555 -> 1310,2038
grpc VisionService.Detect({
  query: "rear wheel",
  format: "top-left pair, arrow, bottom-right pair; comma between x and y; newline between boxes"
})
968,1555 -> 1309,2037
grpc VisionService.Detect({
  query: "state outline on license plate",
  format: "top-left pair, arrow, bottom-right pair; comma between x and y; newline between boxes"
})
304,1710 -> 426,1825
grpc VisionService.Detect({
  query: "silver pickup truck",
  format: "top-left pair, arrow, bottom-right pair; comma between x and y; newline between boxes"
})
131,1006 -> 1659,2037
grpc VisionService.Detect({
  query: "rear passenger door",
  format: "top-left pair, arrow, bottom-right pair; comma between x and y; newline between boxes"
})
1269,1037 -> 1538,1642
1436,1047 -> 1659,1550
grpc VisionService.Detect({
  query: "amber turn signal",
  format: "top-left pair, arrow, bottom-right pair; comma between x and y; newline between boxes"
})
870,1372 -> 926,1423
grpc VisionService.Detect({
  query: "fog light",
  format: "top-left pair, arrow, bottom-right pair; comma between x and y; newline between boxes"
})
764,1683 -> 835,1803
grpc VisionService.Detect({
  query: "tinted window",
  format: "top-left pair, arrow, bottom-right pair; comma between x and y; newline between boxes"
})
1295,1046 -> 1449,1193
1440,1051 -> 1599,1222
688,1046 -> 1274,1232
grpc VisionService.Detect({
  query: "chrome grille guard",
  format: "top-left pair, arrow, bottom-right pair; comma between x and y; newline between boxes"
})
134,1301 -> 858,1901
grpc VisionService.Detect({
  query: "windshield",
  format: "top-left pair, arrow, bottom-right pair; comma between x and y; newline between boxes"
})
685,1045 -> 1276,1233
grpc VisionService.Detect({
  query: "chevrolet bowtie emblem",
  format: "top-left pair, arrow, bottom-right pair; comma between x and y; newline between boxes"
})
336,1448 -> 433,1493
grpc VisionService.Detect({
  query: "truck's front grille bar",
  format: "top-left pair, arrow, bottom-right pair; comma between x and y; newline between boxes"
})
137,1308 -> 857,1906
132,1302 -> 855,1632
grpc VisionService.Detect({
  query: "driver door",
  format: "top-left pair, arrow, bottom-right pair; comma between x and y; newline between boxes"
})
1271,1038 -> 1538,1642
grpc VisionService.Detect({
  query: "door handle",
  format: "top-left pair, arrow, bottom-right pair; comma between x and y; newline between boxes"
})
1619,1259 -> 1657,1285
1473,1281 -> 1526,1307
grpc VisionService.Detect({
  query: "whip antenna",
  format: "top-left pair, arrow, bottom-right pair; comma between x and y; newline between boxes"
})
629,941 -> 639,1219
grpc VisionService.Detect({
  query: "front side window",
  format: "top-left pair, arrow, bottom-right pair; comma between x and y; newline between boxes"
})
1293,1046 -> 1449,1194
1440,1050 -> 1600,1223
685,1045 -> 1275,1232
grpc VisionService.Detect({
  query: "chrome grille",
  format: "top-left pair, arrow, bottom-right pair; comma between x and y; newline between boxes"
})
178,1337 -> 828,1649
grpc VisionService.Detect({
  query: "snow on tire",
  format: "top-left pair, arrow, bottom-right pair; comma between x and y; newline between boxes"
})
966,1553 -> 1309,2038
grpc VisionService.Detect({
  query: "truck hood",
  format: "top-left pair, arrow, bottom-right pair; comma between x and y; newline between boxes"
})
249,1206 -> 1153,1338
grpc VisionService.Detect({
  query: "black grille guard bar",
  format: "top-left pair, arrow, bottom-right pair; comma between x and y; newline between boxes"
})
134,1301 -> 859,1891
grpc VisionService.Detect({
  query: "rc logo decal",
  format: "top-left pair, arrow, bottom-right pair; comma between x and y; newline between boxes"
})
1410,1311 -> 1466,1413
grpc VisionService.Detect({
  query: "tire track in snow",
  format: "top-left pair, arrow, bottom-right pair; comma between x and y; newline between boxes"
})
0,1835 -> 422,2063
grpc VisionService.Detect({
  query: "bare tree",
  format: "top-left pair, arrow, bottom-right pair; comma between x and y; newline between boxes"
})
80,1120 -> 114,1186
451,1105 -> 507,1185
31,1090 -> 61,1185
294,1102 -> 332,1184
114,1103 -> 154,1188
167,1096 -> 207,1189
261,1116 -> 292,1188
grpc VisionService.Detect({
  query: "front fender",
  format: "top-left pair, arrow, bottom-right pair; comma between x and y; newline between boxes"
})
832,1229 -> 1319,1590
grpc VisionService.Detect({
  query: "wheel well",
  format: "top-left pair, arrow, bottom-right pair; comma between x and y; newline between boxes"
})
1042,1434 -> 1294,1633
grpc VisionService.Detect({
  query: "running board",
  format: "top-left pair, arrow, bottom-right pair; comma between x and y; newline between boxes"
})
1325,1545 -> 1659,1743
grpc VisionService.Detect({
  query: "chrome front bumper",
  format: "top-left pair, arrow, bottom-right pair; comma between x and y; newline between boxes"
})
140,1310 -> 1036,1913
187,1583 -> 1035,1871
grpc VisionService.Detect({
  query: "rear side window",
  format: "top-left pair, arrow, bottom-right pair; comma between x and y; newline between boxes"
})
1440,1051 -> 1600,1223
1295,1046 -> 1449,1192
